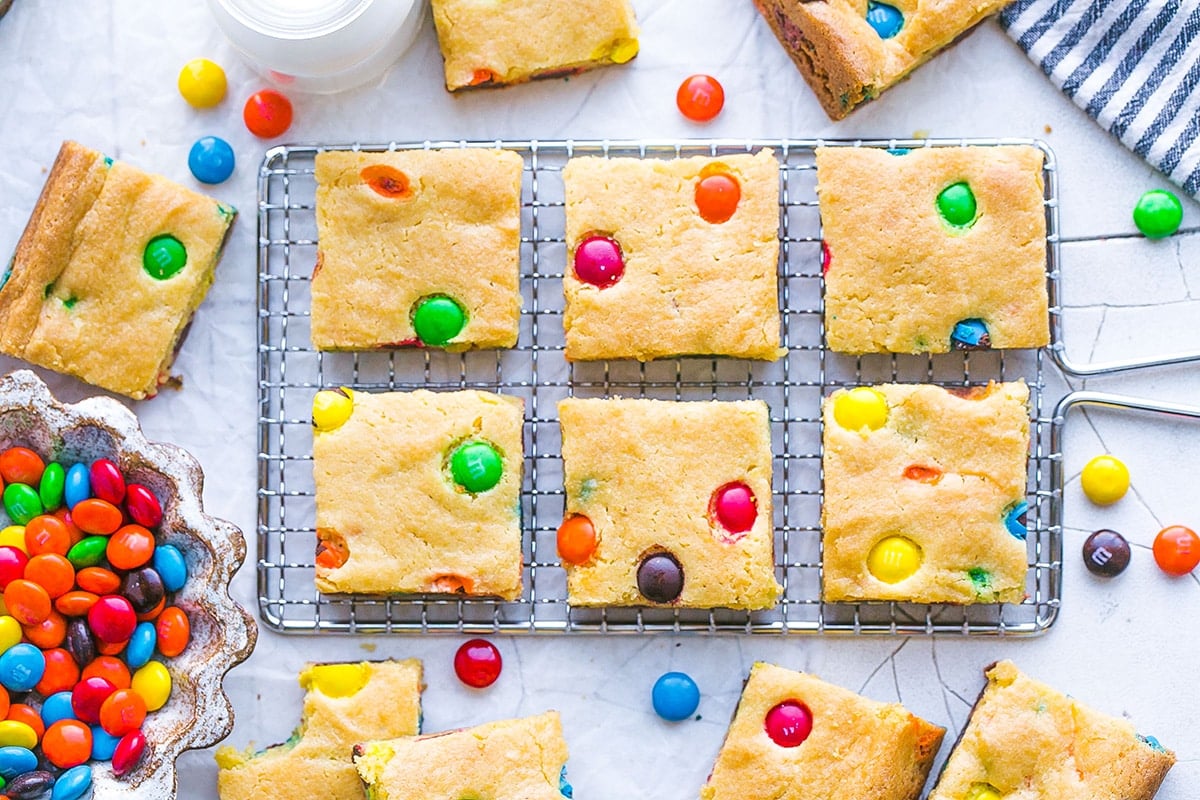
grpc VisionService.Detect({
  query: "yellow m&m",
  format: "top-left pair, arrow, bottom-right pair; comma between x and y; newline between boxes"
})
178,58 -> 228,108
833,387 -> 889,432
302,662 -> 370,698
1081,454 -> 1129,505
313,389 -> 354,432
867,536 -> 922,583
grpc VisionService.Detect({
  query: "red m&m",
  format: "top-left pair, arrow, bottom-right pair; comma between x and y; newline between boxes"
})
765,700 -> 813,747
454,639 -> 502,688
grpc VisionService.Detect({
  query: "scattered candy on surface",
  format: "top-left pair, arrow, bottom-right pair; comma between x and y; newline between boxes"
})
832,387 -> 888,431
188,136 -> 236,185
636,552 -> 684,604
764,700 -> 813,747
178,58 -> 227,108
695,171 -> 740,224
1153,525 -> 1200,576
1082,529 -> 1130,577
651,671 -> 700,721
0,448 -> 187,795
867,536 -> 922,583
676,74 -> 725,122
1133,189 -> 1183,239
454,639 -> 502,688
1003,500 -> 1029,540
556,515 -> 597,565
950,318 -> 990,350
449,441 -> 504,493
936,181 -> 977,228
243,89 -> 294,138
1080,454 -> 1129,505
710,482 -> 756,536
865,1 -> 904,38
142,234 -> 188,281
573,234 -> 625,288
412,295 -> 467,346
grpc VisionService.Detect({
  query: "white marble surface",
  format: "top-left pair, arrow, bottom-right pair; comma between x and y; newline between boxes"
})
2,1 -> 1200,797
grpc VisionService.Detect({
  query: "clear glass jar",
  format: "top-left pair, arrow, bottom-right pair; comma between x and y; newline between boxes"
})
207,0 -> 426,94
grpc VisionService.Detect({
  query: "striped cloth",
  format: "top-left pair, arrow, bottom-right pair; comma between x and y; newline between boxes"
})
1000,0 -> 1200,198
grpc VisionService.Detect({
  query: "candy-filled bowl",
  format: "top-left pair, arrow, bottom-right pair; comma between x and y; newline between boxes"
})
0,370 -> 256,799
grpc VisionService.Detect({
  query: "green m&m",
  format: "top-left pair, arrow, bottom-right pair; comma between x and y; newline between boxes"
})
412,295 -> 467,347
449,441 -> 503,493
143,235 -> 188,280
936,181 -> 977,229
1133,189 -> 1183,239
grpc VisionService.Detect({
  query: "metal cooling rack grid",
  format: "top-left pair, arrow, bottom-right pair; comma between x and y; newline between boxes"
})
257,138 -> 1062,635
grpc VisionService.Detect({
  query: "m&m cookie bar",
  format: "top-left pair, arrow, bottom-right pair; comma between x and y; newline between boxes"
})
354,711 -> 571,800
702,662 -> 945,800
817,145 -> 1049,354
430,0 -> 639,91
562,150 -> 783,362
753,0 -> 1012,119
557,398 -> 780,610
928,660 -> 1175,800
311,149 -> 522,351
216,659 -> 423,800
312,389 -> 523,599
821,382 -> 1031,604
0,140 -> 235,399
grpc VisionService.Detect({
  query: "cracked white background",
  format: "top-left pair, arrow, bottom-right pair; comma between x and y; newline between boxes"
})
2,1 -> 1200,797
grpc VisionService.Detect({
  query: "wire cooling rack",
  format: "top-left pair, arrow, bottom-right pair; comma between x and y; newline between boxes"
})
257,138 -> 1063,635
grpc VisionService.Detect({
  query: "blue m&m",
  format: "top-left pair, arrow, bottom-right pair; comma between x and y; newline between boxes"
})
866,1 -> 904,38
188,136 -> 235,184
651,671 -> 700,721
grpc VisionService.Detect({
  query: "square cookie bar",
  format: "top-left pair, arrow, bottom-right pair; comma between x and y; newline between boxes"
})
431,0 -> 639,91
313,388 -> 524,600
702,662 -> 945,800
354,711 -> 571,800
817,145 -> 1049,354
558,398 -> 780,610
821,382 -> 1030,603
562,150 -> 782,361
216,660 -> 423,800
312,149 -> 522,351
753,0 -> 1011,119
928,660 -> 1175,800
0,140 -> 235,399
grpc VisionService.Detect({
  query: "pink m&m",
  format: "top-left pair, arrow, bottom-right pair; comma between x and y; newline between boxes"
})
573,235 -> 625,288
88,595 -> 136,644
765,700 -> 813,747
711,482 -> 757,536
88,460 -> 126,505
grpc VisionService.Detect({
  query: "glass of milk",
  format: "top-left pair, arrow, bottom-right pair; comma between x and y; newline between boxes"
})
207,0 -> 426,94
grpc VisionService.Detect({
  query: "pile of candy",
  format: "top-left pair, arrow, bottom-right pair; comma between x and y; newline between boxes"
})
0,447 -> 189,800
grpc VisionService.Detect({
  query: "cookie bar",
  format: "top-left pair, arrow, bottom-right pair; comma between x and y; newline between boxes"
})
431,0 -> 639,91
215,659 -> 423,800
312,149 -> 522,351
313,389 -> 524,600
928,660 -> 1175,800
753,0 -> 1012,119
562,150 -> 783,361
557,397 -> 780,610
354,711 -> 571,800
0,140 -> 235,399
817,145 -> 1048,354
702,662 -> 945,800
821,382 -> 1030,604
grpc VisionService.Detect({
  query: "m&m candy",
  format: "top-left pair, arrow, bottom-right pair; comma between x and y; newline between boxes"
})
676,74 -> 724,122
1080,454 -> 1129,505
244,89 -> 294,138
651,672 -> 700,721
1152,525 -> 1200,576
178,58 -> 227,108
1133,189 -> 1183,239
188,136 -> 236,185
764,700 -> 813,747
454,639 -> 502,688
0,447 -> 192,795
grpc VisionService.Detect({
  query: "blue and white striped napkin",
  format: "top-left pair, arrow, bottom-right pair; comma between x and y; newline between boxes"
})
1000,0 -> 1200,198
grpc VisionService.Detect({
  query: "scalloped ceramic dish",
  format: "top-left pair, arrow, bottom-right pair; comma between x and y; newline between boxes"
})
0,370 -> 257,798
